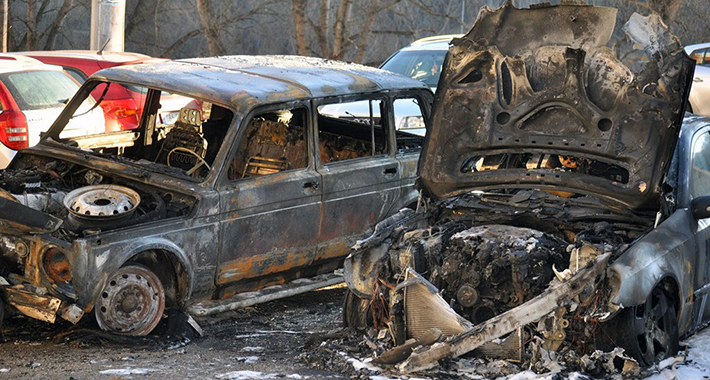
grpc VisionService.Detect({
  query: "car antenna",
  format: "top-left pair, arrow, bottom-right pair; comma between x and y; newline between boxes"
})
97,38 -> 111,56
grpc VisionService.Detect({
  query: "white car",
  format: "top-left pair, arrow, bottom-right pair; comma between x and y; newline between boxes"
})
378,35 -> 463,136
0,55 -> 105,168
685,43 -> 710,116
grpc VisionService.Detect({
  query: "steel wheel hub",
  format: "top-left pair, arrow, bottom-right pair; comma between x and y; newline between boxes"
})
95,265 -> 165,336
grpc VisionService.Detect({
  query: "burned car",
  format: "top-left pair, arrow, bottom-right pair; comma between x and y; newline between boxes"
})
342,2 -> 702,372
0,56 -> 433,335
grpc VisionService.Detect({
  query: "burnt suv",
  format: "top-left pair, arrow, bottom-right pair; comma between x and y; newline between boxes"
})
343,3 -> 703,371
0,56 -> 432,335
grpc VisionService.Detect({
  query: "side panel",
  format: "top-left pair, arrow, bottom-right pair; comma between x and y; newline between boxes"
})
216,170 -> 323,286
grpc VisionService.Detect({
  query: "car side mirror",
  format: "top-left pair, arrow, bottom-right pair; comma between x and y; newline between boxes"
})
691,195 -> 710,219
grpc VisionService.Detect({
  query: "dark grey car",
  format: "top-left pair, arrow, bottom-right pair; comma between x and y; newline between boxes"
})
342,3 -> 705,371
0,56 -> 432,335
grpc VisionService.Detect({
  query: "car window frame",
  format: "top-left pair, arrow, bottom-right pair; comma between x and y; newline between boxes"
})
63,67 -> 88,84
690,130 -> 710,200
390,90 -> 432,155
312,92 -> 394,168
43,78 -> 239,185
218,100 -> 316,187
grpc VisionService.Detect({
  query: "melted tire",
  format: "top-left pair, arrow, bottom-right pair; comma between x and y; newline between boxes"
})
342,289 -> 370,329
607,287 -> 679,367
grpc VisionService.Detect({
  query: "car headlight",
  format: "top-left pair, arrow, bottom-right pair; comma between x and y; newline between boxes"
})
42,247 -> 72,283
398,116 -> 425,130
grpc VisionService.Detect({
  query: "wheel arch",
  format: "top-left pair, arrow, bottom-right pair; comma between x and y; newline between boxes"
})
118,239 -> 194,308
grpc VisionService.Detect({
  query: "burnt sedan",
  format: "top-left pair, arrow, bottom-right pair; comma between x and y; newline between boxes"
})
342,3 -> 703,371
0,56 -> 432,335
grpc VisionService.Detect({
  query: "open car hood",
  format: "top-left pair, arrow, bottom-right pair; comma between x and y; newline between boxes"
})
419,3 -> 694,210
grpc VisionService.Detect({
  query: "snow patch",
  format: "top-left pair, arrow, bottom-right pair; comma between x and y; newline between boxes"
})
215,370 -> 277,379
235,356 -> 259,364
99,368 -> 156,375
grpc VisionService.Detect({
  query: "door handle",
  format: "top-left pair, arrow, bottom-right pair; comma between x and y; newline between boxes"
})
695,77 -> 704,83
384,167 -> 398,175
303,181 -> 319,190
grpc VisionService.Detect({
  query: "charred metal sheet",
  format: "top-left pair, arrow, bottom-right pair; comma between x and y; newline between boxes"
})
3,286 -> 62,323
0,197 -> 62,235
88,56 -> 428,116
188,272 -> 343,316
419,3 -> 694,210
399,253 -> 610,373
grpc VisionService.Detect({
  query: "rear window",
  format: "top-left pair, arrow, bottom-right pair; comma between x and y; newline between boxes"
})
381,50 -> 446,87
1,70 -> 80,110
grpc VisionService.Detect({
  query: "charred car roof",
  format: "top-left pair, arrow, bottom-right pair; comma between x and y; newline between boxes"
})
419,3 -> 695,210
90,55 -> 429,114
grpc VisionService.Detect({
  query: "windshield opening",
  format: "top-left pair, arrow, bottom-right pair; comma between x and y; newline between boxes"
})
54,81 -> 234,181
381,50 -> 446,87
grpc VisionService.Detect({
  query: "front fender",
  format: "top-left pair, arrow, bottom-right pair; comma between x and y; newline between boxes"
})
84,237 -> 194,310
609,209 -> 695,333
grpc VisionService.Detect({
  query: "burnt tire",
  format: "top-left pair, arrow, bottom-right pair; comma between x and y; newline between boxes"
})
95,264 -> 166,336
343,289 -> 370,329
608,287 -> 679,367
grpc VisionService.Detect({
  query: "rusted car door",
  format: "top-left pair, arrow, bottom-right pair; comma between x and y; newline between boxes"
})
314,95 -> 403,259
215,105 -> 323,289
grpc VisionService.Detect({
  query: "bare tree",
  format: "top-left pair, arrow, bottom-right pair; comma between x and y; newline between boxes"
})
195,0 -> 225,56
292,0 -> 308,55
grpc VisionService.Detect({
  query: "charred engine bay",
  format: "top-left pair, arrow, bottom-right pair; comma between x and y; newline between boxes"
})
346,189 -> 653,370
0,155 -> 194,240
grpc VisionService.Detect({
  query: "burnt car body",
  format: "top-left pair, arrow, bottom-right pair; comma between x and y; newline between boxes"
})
0,56 -> 433,335
343,3 -> 705,371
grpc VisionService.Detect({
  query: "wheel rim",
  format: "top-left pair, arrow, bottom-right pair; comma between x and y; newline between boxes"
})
632,288 -> 673,365
95,265 -> 165,336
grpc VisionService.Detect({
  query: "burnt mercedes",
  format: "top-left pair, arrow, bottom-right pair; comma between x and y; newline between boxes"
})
342,3 -> 703,371
0,56 -> 432,335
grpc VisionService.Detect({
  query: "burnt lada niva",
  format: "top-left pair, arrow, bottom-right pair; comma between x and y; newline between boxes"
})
0,55 -> 432,335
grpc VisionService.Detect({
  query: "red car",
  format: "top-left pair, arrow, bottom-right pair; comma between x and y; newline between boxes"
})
0,55 -> 105,168
20,51 -> 171,131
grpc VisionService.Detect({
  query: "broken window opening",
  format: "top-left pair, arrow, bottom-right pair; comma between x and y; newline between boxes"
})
317,98 -> 387,164
55,81 -> 232,181
228,108 -> 308,180
393,97 -> 425,153
461,153 -> 630,184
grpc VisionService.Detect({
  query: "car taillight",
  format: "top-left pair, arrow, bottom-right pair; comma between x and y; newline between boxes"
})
0,111 -> 29,150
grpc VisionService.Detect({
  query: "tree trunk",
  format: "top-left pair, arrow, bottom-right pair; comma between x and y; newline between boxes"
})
196,0 -> 226,56
26,0 -> 34,50
43,0 -> 74,50
313,0 -> 331,58
331,0 -> 352,60
292,0 -> 308,55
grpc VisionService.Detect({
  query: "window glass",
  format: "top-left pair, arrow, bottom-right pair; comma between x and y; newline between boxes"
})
691,49 -> 710,67
691,49 -> 706,64
64,67 -> 87,83
691,132 -> 710,198
1,70 -> 80,110
381,50 -> 446,87
57,81 -> 232,180
317,99 -> 387,164
229,108 -> 308,180
393,97 -> 425,152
